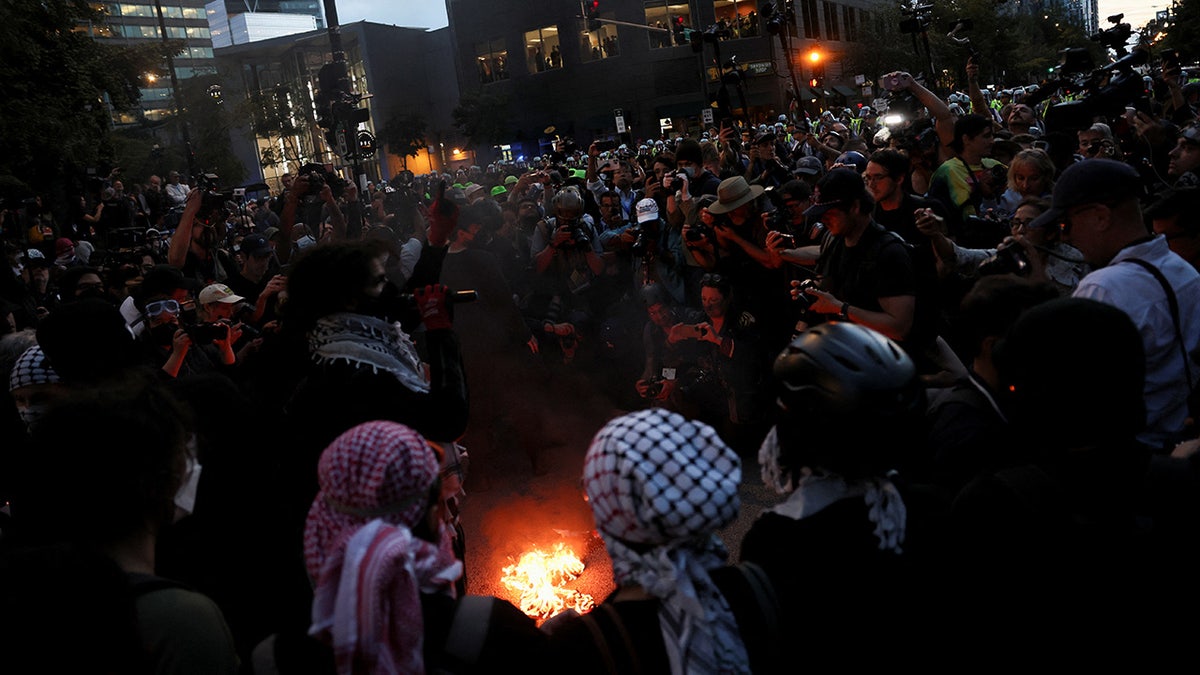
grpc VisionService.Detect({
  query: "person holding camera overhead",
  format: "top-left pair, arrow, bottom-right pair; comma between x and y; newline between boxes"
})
167,186 -> 238,288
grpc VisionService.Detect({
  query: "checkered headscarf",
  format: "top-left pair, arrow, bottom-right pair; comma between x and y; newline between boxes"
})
9,344 -> 60,391
304,421 -> 441,582
304,421 -> 461,675
583,408 -> 749,675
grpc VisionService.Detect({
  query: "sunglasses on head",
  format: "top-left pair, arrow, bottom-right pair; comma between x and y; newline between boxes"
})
145,299 -> 181,317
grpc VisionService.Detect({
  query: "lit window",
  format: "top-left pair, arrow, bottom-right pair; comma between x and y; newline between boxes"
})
644,1 -> 691,49
712,0 -> 760,40
524,26 -> 562,74
474,39 -> 509,84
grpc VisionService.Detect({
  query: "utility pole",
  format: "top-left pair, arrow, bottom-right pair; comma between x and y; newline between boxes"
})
153,0 -> 196,178
318,0 -> 371,195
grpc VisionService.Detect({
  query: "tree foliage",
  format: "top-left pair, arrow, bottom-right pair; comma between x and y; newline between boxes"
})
0,0 -> 173,200
452,91 -> 513,148
378,111 -> 428,168
1150,0 -> 1200,66
842,0 -> 1099,95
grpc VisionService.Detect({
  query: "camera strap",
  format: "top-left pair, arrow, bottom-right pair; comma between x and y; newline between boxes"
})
1120,257 -> 1195,394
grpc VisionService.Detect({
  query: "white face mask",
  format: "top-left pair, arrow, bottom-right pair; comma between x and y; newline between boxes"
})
681,165 -> 697,178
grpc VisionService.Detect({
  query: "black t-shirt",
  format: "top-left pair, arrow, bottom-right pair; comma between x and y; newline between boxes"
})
816,221 -> 916,316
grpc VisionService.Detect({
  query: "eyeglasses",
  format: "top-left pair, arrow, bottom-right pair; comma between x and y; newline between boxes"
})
1010,217 -> 1035,229
862,172 -> 891,184
700,273 -> 725,286
145,299 -> 181,317
75,282 -> 104,292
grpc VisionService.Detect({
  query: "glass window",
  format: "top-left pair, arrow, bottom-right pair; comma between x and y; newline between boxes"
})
822,1 -> 840,41
523,26 -> 562,74
474,39 -> 509,84
166,26 -> 185,39
186,26 -> 210,39
115,4 -> 154,18
162,6 -> 183,18
842,5 -> 857,41
713,0 -> 760,39
182,7 -> 203,19
800,0 -> 820,39
644,2 -> 691,50
580,23 -> 619,61
188,47 -> 214,59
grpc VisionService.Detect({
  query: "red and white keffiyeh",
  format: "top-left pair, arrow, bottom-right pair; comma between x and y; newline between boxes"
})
304,421 -> 462,675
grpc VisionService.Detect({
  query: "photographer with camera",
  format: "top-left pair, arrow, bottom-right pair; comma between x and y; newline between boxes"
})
586,143 -> 643,222
926,114 -> 1007,239
167,186 -> 237,288
917,196 -> 1089,296
744,130 -> 791,189
879,70 -> 958,163
778,170 -> 934,370
528,187 -> 605,356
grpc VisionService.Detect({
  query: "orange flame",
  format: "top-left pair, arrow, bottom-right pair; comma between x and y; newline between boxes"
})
500,542 -> 595,623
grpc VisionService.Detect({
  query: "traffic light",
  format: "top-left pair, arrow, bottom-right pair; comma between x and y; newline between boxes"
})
586,0 -> 600,31
806,47 -> 822,65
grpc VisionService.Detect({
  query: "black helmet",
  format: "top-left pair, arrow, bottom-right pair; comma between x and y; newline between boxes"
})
774,322 -> 920,420
772,322 -> 925,478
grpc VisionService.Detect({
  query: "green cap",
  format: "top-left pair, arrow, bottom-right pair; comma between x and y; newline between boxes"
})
491,185 -> 508,196
504,175 -> 519,185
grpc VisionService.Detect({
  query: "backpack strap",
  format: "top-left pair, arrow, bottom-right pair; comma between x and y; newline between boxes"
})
734,561 -> 782,647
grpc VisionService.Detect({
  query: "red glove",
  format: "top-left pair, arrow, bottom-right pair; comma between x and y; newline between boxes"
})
426,196 -> 458,248
415,284 -> 452,331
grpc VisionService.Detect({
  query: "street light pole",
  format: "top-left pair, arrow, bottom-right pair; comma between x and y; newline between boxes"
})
153,0 -> 196,178
320,0 -> 366,195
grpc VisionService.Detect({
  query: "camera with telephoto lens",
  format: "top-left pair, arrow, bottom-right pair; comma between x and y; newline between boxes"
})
297,162 -> 347,201
977,243 -> 1031,277
791,278 -> 821,309
762,186 -> 794,231
556,220 -> 592,251
184,321 -> 228,343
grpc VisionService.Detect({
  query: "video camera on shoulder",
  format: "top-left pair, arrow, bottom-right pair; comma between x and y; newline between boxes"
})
193,172 -> 231,220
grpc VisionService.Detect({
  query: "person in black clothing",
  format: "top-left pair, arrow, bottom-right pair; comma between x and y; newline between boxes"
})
262,239 -> 470,662
740,322 -> 933,659
773,169 -> 930,365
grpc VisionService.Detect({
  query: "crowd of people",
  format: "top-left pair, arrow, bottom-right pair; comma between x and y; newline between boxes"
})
3,49 -> 1200,672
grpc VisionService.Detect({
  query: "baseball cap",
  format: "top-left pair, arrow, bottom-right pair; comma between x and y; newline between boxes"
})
1180,124 -> 1200,146
635,198 -> 660,224
794,156 -> 825,177
199,283 -> 245,305
504,175 -> 519,185
240,233 -> 272,257
804,169 -> 866,218
491,185 -> 508,197
1028,159 -> 1141,231
54,238 -> 74,257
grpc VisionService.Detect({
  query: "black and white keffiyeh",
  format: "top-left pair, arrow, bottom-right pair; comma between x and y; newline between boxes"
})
9,344 -> 60,391
307,313 -> 430,394
583,408 -> 749,675
758,425 -> 907,554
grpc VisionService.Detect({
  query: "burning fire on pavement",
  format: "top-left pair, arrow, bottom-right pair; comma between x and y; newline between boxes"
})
500,540 -> 596,624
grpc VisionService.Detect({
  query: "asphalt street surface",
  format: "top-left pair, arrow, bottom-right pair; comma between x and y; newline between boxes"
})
456,366 -> 779,612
